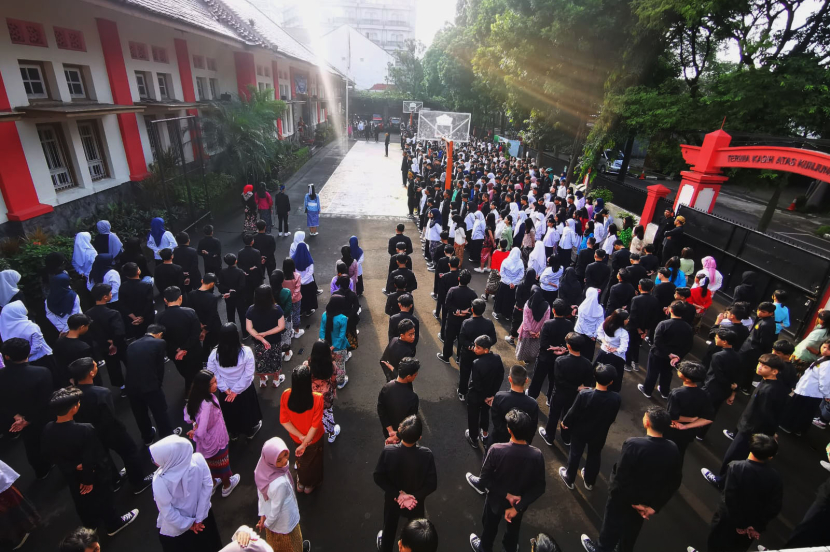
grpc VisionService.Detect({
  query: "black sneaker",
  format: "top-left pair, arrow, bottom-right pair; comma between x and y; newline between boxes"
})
465,472 -> 485,495
436,353 -> 450,364
437,332 -> 444,343
464,429 -> 479,449
470,534 -> 483,552
538,427 -> 553,446
143,427 -> 157,447
134,473 -> 154,495
559,467 -> 574,490
120,386 -> 127,398
107,509 -> 139,536
376,530 -> 383,551
581,535 -> 598,552
457,390 -> 465,402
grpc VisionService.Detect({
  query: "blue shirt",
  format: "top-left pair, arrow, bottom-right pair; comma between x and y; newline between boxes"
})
774,303 -> 790,334
304,194 -> 320,213
319,313 -> 349,351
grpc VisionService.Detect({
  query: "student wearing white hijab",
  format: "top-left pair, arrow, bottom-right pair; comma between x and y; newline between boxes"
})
72,232 -> 97,279
493,247 -> 525,320
558,219 -> 578,265
0,270 -> 22,308
94,220 -> 124,258
289,231 -> 306,259
0,301 -> 52,363
574,287 -> 605,360
528,241 -> 547,276
150,435 -> 221,552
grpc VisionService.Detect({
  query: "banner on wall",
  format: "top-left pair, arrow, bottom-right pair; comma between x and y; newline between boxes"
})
294,75 -> 308,95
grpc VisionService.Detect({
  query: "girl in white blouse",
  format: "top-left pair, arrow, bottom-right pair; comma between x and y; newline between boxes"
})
254,437 -> 308,552
594,309 -> 630,393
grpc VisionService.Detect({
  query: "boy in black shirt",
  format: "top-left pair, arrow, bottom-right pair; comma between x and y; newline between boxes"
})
218,253 -> 248,335
702,304 -> 749,367
528,299 -> 573,400
387,255 -> 418,294
69,358 -> 153,494
252,220 -> 277,275
118,262 -> 154,340
489,365 -> 539,445
435,256 -> 460,329
156,286 -> 202,392
625,279 -> 660,373
373,415 -> 437,552
738,302 -> 777,394
383,243 -> 413,294
539,333 -> 594,446
41,387 -> 139,536
54,313 -> 96,388
458,299 -> 497,399
670,287 -> 696,326
237,233 -> 264,305
173,231 -> 200,294
377,358 -> 420,442
639,244 -> 659,275
664,361 -> 713,462
154,248 -> 183,297
465,336 -> 504,449
559,364 -> 620,491
86,283 -> 127,395
197,224 -> 222,275
186,273 -> 221,362
700,329 -> 741,439
439,270 -> 477,364
652,268 -> 676,311
274,186 -> 291,236
380,320 -> 418,382
385,275 -> 409,317
388,294 -> 419,346
702,354 -> 789,489
639,301 -> 694,399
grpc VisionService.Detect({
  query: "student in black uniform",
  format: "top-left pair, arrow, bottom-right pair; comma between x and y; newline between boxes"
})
41,387 -> 139,536
197,224 -> 222,275
652,268 -> 676,312
438,270 -> 477,364
54,314 -> 96,388
125,324 -> 178,445
737,302 -> 777,394
68,357 -> 154,494
237,233 -> 264,307
626,253 -> 647,286
539,332 -> 594,446
0,338 -> 54,478
605,268 -> 635,315
625,279 -> 660,373
457,299 -> 497,400
388,294 -> 419,346
465,336 -> 504,448
86,283 -> 127,395
387,255 -> 418,294
489,364 -> 539,445
580,407 -> 682,552
770,339 -> 799,394
435,257 -> 460,330
377,358 -> 420,443
118,262 -> 154,340
217,253 -> 248,336
431,245 -> 453,298
467,409 -> 546,552
153,248 -> 183,298
274,185 -> 291,236
784,464 -> 830,547
252,220 -> 277,276
700,329 -> 741,440
528,299 -> 573,401
388,224 -> 414,256
638,301 -> 694,400
384,243 -> 413,294
373,415 -> 437,552
186,273 -> 222,363
156,286 -> 202,392
380,319 -> 418,382
385,275 -> 409,317
173,232 -> 200,295
689,434 -> 782,552
574,239 -> 597,281
671,287 -> 696,326
559,364 -> 620,491
639,243 -> 659,275
664,361 -> 713,463
584,250 -> 611,292
702,354 -> 789,490
702,304 -> 749,368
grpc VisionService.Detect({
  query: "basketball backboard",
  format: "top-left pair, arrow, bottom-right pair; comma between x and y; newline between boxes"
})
416,110 -> 471,142
402,101 -> 424,113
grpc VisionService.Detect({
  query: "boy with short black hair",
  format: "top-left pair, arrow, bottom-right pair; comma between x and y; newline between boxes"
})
58,527 -> 100,552
380,320 -> 418,382
465,336 -> 504,448
252,220 -> 277,275
86,283 -> 127,396
153,247 -> 184,297
529,299 -> 574,400
539,332 -> 594,447
53,313 -> 95,388
388,293 -> 419,345
118,262 -> 154,340
771,339 -> 798,391
41,387 -> 139,536
198,224 -> 222,274
737,302 -> 778,394
457,299 -> 497,399
173,231 -> 200,294
639,301 -> 694,400
625,278 -> 660,373
398,519 -> 438,552
664,361 -> 713,462
377,358 -> 421,442
157,286 -> 202,391
700,329 -> 741,439
489,365 -> 539,445
385,275 -> 410,317
217,253 -> 248,334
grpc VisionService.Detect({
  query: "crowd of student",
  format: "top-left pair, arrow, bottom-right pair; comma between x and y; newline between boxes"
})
383,135 -> 830,552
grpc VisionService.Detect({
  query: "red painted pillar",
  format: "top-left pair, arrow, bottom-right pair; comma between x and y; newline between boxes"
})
445,141 -> 453,190
234,52 -> 256,100
173,39 -> 205,159
640,184 -> 671,227
0,72 -> 53,221
96,18 -> 150,181
272,60 -> 282,140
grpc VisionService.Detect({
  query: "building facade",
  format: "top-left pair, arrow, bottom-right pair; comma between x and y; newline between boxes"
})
0,0 -> 345,235
319,24 -> 393,90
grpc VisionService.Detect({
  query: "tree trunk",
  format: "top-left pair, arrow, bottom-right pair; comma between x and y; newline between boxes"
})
617,135 -> 635,182
535,140 -> 543,168
758,177 -> 788,233
565,119 -> 585,185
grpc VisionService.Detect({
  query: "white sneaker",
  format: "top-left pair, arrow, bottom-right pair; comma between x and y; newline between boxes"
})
337,375 -> 349,389
273,374 -> 286,388
283,350 -> 294,362
346,351 -> 353,361
293,329 -> 305,339
221,474 -> 241,497
328,424 -> 341,443
259,377 -> 268,388
821,460 -> 830,473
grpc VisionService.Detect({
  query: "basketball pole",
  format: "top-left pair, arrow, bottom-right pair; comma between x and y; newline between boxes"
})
444,137 -> 453,190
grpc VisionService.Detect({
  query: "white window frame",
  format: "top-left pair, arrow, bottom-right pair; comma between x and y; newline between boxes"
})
64,65 -> 86,99
37,124 -> 75,191
19,62 -> 48,99
196,77 -> 206,101
77,120 -> 109,181
279,84 -> 287,99
135,71 -> 149,99
209,78 -> 218,99
157,73 -> 170,100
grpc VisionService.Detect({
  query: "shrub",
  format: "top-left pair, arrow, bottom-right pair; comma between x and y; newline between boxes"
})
815,225 -> 830,237
590,188 -> 614,204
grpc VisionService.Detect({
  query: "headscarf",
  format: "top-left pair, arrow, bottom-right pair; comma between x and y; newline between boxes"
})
515,269 -> 537,308
558,267 -> 582,307
527,285 -> 549,322
349,236 -> 363,261
702,256 -> 717,283
46,273 -> 77,317
292,243 -> 314,272
242,184 -> 254,200
324,294 -> 347,344
89,254 -> 114,285
528,241 -> 547,275
289,231 -> 306,258
594,198 -> 605,212
509,202 -> 520,220
499,247 -> 525,285
513,211 -> 528,237
575,287 -> 605,337
72,232 -> 97,276
149,218 -> 165,248
0,270 -> 21,307
428,208 -> 441,228
44,252 -> 66,277
96,220 -> 123,258
254,437 -> 291,499
149,435 -> 204,504
0,301 -> 38,342
560,219 -> 578,249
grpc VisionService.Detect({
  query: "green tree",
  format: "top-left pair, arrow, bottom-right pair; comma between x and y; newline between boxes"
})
387,39 -> 427,98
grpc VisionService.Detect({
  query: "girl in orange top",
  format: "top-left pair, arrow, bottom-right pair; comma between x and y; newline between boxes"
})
279,365 -> 324,493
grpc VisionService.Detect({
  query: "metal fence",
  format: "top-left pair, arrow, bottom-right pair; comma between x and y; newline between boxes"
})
592,174 -> 651,216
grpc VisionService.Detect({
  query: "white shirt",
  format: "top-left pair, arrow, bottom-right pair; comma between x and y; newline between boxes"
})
794,360 -> 830,399
44,295 -> 82,334
543,226 -> 561,247
299,265 -> 315,285
693,269 -> 723,292
597,324 -> 629,359
426,222 -> 443,242
88,270 -> 121,302
209,347 -> 255,394
147,231 -> 177,260
355,253 -> 365,277
258,475 -> 301,535
0,460 -> 19,494
154,454 -> 213,537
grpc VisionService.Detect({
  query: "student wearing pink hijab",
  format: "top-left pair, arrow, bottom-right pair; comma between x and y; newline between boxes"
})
254,438 -> 310,552
694,256 -> 723,293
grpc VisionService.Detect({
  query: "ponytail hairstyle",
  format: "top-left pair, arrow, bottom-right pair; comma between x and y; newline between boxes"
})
696,274 -> 710,298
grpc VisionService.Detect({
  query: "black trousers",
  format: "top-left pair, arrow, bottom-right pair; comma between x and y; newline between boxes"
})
385,143 -> 389,156
381,496 -> 425,552
545,390 -> 577,442
224,298 -> 249,336
277,213 -> 289,233
21,421 -> 51,478
442,320 -> 463,360
565,435 -> 606,486
159,510 -> 222,552
401,171 -> 407,186
597,494 -> 645,552
643,349 -> 673,396
468,400 -> 490,437
781,394 -> 822,434
739,348 -> 763,392
69,469 -> 120,531
596,351 -> 625,393
786,485 -> 830,548
707,511 -> 755,552
480,497 -> 523,552
458,349 -> 475,395
717,430 -> 753,483
129,389 -> 174,443
510,307 -> 523,339
173,353 -> 200,393
103,348 -> 125,388
527,356 -> 557,399
626,327 -> 642,365
104,429 -> 148,486
469,239 -> 483,265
